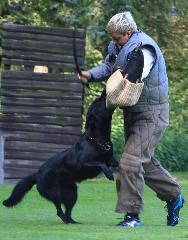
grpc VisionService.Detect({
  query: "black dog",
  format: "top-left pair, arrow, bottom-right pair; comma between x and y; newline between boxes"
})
3,90 -> 117,224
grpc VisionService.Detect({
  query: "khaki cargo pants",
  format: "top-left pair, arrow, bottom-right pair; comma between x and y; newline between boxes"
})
116,106 -> 181,214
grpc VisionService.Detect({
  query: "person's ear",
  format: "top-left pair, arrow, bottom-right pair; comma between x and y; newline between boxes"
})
127,31 -> 132,37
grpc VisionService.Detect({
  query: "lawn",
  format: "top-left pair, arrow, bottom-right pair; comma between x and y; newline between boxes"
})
0,172 -> 187,240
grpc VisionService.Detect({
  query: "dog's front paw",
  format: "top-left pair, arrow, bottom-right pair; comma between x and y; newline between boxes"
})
67,219 -> 80,224
100,165 -> 114,181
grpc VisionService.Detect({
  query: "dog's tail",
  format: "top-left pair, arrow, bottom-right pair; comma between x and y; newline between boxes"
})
2,172 -> 37,207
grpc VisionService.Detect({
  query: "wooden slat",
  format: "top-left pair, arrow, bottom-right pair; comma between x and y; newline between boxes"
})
0,122 -> 81,135
2,70 -> 79,81
1,89 -> 83,99
4,166 -> 37,179
1,105 -> 82,117
2,74 -> 83,85
4,178 -> 24,183
4,159 -> 44,169
0,115 -> 82,126
5,141 -> 70,153
1,79 -> 83,92
2,51 -> 83,67
5,150 -> 55,161
4,131 -> 80,144
2,97 -> 83,108
2,49 -> 84,65
2,31 -> 85,45
2,39 -> 85,57
2,58 -> 83,70
2,23 -> 85,38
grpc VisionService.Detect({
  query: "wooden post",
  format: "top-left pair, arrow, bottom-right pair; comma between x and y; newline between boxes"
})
0,135 -> 4,184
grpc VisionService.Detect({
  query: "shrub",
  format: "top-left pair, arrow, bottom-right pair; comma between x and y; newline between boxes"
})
155,131 -> 188,171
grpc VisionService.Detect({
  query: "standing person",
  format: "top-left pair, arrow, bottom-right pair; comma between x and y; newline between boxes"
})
78,11 -> 184,227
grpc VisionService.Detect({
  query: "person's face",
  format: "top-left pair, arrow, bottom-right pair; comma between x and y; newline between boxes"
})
110,31 -> 132,45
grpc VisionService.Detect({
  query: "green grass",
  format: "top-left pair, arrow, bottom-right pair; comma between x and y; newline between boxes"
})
0,172 -> 187,240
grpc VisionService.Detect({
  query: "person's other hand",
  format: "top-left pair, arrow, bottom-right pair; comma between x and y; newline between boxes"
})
78,71 -> 91,84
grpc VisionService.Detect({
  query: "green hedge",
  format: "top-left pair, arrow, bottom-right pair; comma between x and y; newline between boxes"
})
155,131 -> 188,171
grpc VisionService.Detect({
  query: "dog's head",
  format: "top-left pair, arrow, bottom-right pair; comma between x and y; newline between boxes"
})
123,43 -> 144,83
85,90 -> 114,141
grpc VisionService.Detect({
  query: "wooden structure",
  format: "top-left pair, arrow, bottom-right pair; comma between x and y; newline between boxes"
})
0,23 -> 86,183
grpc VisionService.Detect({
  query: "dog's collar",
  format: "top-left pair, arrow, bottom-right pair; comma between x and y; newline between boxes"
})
86,135 -> 112,153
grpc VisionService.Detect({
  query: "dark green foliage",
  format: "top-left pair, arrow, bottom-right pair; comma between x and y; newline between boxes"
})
155,131 -> 188,171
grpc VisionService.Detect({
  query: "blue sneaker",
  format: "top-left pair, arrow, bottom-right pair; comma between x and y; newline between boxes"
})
117,215 -> 141,228
166,194 -> 184,226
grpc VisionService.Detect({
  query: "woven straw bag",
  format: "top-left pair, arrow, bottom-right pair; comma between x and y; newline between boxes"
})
106,69 -> 144,108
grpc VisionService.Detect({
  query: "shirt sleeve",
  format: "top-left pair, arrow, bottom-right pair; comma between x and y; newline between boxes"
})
88,54 -> 112,81
141,47 -> 155,80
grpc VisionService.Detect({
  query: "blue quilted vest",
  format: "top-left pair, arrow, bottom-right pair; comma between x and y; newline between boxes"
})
89,31 -> 169,112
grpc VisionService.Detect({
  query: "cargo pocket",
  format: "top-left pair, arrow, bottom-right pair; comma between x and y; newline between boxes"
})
119,153 -> 142,173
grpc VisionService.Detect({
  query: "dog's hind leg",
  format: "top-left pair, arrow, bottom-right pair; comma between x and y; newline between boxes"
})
37,180 -> 67,224
49,187 -> 68,224
53,201 -> 67,224
48,188 -> 68,224
62,183 -> 78,224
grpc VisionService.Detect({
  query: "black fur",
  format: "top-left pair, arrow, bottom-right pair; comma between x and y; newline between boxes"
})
3,90 -> 117,224
3,173 -> 36,207
123,43 -> 144,83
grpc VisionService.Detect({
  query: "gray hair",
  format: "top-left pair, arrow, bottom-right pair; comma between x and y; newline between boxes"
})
106,12 -> 138,34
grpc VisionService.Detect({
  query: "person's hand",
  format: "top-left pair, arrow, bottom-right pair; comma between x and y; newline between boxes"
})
78,71 -> 91,84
